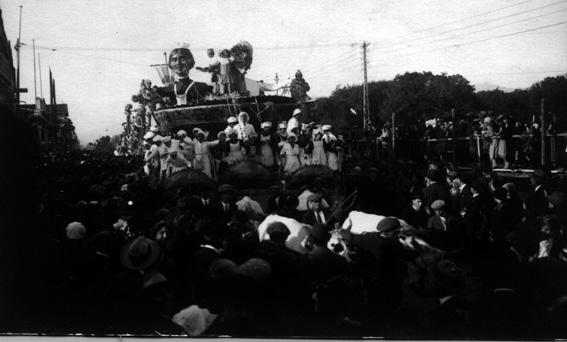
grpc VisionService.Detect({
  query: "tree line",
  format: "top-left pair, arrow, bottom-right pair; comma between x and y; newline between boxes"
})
313,72 -> 567,131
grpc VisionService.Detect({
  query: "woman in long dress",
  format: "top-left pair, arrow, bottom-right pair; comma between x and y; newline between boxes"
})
323,126 -> 339,171
311,131 -> 327,166
280,133 -> 301,174
258,122 -> 275,167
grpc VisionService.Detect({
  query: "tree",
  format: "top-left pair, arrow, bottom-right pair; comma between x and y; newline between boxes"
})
92,135 -> 115,154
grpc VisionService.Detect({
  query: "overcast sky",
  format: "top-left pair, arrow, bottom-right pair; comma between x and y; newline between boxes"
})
2,0 -> 566,145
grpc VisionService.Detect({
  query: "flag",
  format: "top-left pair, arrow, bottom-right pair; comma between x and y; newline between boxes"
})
151,64 -> 175,86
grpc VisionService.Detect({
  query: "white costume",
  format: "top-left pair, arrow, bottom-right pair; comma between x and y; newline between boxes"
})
259,134 -> 275,167
193,139 -> 219,178
235,122 -> 257,141
311,139 -> 327,165
225,141 -> 245,164
280,142 -> 301,173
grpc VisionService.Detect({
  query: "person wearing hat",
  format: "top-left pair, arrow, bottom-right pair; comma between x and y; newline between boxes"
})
322,125 -> 339,171
424,169 -> 450,215
224,116 -> 239,136
258,121 -> 276,167
235,111 -> 257,142
302,193 -> 330,226
217,184 -> 237,223
350,216 -> 418,312
311,129 -> 327,166
273,122 -> 288,165
280,133 -> 301,174
156,46 -> 212,106
121,235 -> 162,271
525,169 -> 549,220
192,127 -> 220,178
401,193 -> 429,231
450,172 -> 473,216
224,128 -> 247,164
144,135 -> 161,177
305,223 -> 349,283
286,108 -> 302,135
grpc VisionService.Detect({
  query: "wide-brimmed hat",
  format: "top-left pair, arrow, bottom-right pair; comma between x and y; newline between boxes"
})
322,124 -> 332,131
238,111 -> 249,119
278,122 -> 287,129
120,236 -> 161,270
143,131 -> 156,140
237,258 -> 272,282
177,129 -> 187,137
227,116 -> 238,124
292,108 -> 302,116
261,121 -> 272,129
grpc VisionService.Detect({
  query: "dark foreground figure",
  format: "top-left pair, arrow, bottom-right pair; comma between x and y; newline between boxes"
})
1,150 -> 567,339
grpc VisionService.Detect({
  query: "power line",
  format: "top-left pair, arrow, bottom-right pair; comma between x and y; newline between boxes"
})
21,41 -> 359,53
369,20 -> 567,61
369,0 -> 567,54
370,6 -> 567,58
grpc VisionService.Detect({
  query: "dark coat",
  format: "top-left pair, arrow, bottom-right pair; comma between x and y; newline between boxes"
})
524,186 -> 549,220
305,246 -> 349,283
401,206 -> 429,230
424,182 -> 450,210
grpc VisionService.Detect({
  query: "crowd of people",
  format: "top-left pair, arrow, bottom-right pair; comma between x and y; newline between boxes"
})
384,112 -> 565,168
21,145 -> 567,338
141,108 -> 345,180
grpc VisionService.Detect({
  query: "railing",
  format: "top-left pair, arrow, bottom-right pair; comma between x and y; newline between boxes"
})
355,133 -> 567,168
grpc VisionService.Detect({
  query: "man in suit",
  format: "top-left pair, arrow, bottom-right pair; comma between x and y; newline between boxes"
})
450,172 -> 473,216
190,189 -> 219,219
216,184 -> 237,223
424,169 -> 450,215
302,193 -> 330,226
525,169 -> 549,220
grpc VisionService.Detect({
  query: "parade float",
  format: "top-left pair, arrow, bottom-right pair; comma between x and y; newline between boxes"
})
122,41 -> 334,189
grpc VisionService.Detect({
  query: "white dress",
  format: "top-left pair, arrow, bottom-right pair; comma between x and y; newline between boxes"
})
193,139 -> 218,178
259,134 -> 275,167
311,140 -> 326,165
281,142 -> 301,173
225,141 -> 245,164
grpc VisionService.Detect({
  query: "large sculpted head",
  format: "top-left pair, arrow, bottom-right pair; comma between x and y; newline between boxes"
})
168,48 -> 195,77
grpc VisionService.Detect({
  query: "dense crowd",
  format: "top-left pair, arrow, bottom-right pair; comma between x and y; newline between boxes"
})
139,109 -> 345,181
22,147 -> 567,338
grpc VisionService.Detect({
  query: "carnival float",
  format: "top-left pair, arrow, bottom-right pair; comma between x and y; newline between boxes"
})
120,41 -> 340,190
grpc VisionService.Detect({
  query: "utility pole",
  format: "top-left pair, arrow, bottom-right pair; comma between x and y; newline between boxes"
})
362,41 -> 370,131
541,98 -> 546,167
15,5 -> 23,106
38,53 -> 43,98
33,38 -> 37,100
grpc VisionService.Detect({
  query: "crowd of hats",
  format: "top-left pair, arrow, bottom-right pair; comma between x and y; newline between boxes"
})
22,149 -> 567,337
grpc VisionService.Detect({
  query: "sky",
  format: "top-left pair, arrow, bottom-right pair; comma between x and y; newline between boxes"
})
1,0 -> 566,145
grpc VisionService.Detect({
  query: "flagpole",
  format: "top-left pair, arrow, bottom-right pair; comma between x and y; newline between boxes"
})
33,38 -> 37,100
163,52 -> 170,85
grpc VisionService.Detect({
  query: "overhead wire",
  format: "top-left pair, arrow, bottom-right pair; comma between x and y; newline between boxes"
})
370,6 -> 567,58
368,0 -> 567,55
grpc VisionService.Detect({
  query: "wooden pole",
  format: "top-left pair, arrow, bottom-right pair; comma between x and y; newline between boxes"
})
15,5 -> 22,106
38,53 -> 43,98
33,38 -> 37,100
541,98 -> 546,167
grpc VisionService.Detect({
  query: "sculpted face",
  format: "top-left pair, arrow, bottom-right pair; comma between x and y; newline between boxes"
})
170,52 -> 192,77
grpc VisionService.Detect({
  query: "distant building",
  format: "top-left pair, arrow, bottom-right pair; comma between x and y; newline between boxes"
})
0,8 -> 15,110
